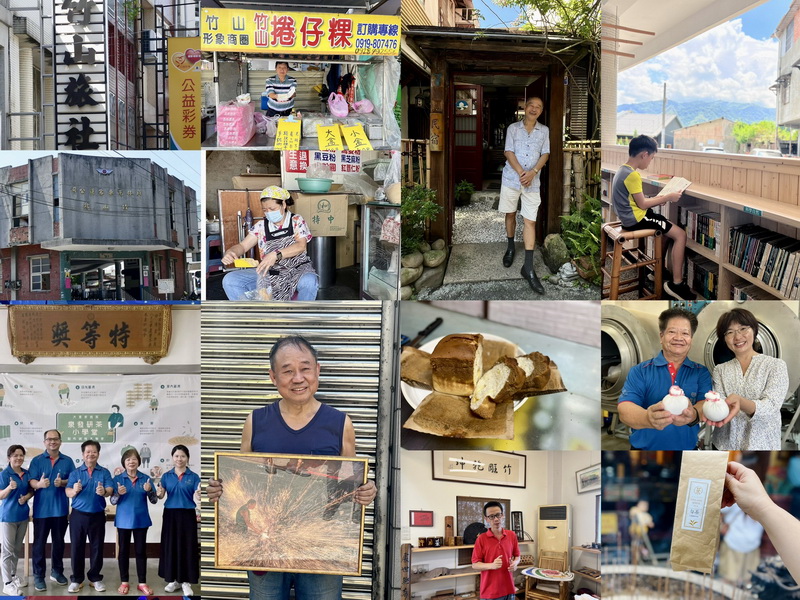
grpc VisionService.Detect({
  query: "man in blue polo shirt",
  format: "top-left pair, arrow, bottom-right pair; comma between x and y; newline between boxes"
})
618,307 -> 712,450
28,429 -> 75,591
65,440 -> 114,593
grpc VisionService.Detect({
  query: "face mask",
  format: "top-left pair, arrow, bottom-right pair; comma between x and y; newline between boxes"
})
266,209 -> 283,223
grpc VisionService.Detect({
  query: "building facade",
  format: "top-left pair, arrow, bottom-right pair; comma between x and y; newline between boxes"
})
672,117 -> 736,153
0,153 -> 197,301
774,5 -> 800,136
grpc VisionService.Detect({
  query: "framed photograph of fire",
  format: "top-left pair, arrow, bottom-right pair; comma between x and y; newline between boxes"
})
214,452 -> 368,575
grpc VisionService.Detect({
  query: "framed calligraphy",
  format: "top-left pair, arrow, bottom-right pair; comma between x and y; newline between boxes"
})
214,452 -> 368,575
432,451 -> 526,488
8,305 -> 171,364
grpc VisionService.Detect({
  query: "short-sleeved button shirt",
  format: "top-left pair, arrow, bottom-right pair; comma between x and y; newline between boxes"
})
112,470 -> 155,529
161,468 -> 200,509
28,452 -> 75,519
67,463 -> 113,513
618,351 -> 712,450
0,465 -> 30,523
501,120 -> 550,192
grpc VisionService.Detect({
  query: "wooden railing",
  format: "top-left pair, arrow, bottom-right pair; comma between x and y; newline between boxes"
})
401,139 -> 431,189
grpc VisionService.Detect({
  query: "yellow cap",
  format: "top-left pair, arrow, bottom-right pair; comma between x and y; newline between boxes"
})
260,185 -> 290,200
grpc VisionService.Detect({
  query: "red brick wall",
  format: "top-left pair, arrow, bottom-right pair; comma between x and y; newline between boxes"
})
12,245 -> 63,301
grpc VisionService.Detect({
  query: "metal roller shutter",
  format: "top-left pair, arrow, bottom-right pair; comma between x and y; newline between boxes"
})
201,300 -> 397,600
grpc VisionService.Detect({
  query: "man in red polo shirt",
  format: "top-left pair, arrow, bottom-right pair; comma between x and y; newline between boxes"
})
471,501 -> 521,600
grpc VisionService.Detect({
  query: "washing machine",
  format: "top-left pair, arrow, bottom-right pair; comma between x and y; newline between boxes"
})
689,300 -> 800,398
601,304 -> 661,411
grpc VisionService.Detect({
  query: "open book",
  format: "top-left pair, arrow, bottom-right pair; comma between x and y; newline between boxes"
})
656,176 -> 692,197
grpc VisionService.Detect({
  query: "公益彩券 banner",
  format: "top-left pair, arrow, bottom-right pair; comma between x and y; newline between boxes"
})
168,37 -> 202,150
201,10 -> 401,55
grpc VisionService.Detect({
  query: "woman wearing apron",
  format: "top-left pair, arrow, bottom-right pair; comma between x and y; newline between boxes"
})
221,186 -> 319,301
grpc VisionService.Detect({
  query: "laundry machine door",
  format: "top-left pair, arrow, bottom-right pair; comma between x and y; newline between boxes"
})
601,304 -> 660,409
690,301 -> 800,397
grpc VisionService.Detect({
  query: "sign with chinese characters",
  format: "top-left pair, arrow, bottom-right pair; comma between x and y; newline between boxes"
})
340,124 -> 373,151
8,305 -> 171,363
430,113 -> 443,152
283,150 -> 361,174
432,451 -> 526,488
201,10 -> 401,55
53,0 -> 108,149
0,373 -> 200,477
317,124 -> 343,151
274,119 -> 302,150
168,37 -> 202,150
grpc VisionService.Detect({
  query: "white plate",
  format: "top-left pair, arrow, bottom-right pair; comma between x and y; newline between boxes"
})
401,333 -> 528,411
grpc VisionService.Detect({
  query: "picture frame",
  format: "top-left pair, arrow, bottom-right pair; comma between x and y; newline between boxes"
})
432,451 -> 526,488
214,451 -> 368,575
576,463 -> 601,494
409,510 -> 434,527
455,496 -> 511,565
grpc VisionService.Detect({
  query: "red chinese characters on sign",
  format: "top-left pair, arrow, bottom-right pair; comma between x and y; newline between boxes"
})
301,16 -> 323,47
328,18 -> 353,48
285,151 -> 310,173
181,78 -> 197,138
271,15 -> 296,46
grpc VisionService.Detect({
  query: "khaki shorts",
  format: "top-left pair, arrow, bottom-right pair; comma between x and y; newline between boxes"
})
498,185 -> 541,222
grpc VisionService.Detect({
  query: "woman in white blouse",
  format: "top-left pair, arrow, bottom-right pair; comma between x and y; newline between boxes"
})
706,308 -> 789,450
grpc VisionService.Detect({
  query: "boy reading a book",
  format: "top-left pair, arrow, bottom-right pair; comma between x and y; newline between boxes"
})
611,135 -> 692,300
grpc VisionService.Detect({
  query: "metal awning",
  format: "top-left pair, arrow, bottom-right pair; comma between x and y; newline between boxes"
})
41,239 -> 176,251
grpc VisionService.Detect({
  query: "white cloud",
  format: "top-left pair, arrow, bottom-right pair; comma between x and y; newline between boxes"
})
617,19 -> 779,107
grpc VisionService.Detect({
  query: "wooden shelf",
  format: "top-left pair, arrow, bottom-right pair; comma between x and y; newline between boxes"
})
575,570 -> 602,583
413,571 -> 478,582
722,263 -> 790,299
571,546 -> 601,554
685,239 -> 719,263
412,541 -> 535,553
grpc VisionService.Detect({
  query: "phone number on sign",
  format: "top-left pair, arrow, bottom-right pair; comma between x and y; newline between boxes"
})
355,38 -> 399,52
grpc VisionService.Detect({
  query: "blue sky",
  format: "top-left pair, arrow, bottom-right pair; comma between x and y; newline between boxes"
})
618,0 -> 792,107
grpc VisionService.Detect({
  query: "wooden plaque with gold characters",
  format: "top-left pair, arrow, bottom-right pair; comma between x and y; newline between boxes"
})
8,305 -> 171,364
214,451 -> 368,575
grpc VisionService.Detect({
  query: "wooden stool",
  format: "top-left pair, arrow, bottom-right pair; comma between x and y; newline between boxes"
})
601,221 -> 663,300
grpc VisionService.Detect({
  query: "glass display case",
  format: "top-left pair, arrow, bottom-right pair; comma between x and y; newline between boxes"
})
360,202 -> 400,300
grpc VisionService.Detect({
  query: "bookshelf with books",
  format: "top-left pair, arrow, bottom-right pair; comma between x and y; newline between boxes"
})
602,149 -> 800,301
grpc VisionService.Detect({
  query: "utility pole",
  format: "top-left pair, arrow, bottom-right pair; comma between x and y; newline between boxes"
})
661,82 -> 667,148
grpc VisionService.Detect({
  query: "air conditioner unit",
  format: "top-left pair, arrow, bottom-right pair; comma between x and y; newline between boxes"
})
537,504 -> 571,569
141,29 -> 160,64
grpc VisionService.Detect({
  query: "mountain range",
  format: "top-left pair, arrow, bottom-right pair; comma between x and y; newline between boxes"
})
617,100 -> 776,126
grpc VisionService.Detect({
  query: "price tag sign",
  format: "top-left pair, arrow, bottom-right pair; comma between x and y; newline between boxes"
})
274,119 -> 302,150
743,206 -> 762,217
317,124 -> 344,151
340,124 -> 373,151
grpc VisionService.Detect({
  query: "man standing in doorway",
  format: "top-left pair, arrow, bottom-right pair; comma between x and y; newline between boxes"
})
498,96 -> 550,294
472,501 -> 521,600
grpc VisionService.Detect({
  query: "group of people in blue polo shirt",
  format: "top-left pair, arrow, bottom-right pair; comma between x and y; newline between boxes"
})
0,429 -> 200,596
617,306 -> 789,451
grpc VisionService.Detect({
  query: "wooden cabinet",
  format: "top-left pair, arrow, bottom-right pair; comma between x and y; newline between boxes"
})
404,542 -> 536,599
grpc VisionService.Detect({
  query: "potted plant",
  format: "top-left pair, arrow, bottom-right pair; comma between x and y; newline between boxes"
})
454,180 -> 475,207
401,185 -> 442,255
560,194 -> 602,285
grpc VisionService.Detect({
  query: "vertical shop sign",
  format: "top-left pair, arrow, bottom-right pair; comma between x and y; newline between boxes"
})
54,0 -> 108,149
168,37 -> 202,150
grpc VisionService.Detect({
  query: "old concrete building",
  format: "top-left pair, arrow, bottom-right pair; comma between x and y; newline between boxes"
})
673,117 -> 737,153
774,3 -> 800,155
0,153 -> 198,301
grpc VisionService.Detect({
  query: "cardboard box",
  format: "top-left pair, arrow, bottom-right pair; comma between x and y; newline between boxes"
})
291,192 -> 350,237
335,204 -> 360,269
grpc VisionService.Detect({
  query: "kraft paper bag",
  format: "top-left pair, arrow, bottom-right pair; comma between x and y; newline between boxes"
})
669,451 -> 728,574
